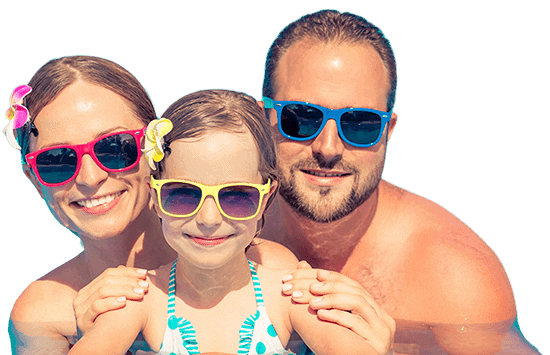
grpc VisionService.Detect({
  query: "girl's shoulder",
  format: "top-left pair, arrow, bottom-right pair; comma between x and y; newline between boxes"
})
251,263 -> 294,340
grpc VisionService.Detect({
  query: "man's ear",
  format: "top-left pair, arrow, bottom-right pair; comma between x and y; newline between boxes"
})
23,164 -> 45,199
256,100 -> 265,109
386,112 -> 398,142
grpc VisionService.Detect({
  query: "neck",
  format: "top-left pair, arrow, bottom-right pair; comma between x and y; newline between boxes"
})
274,187 -> 379,271
80,203 -> 176,280
175,253 -> 251,309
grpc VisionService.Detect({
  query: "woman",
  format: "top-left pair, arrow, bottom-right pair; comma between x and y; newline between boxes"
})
7,56 -> 298,354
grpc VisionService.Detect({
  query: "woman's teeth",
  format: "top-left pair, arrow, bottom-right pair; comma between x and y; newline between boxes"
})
76,192 -> 122,208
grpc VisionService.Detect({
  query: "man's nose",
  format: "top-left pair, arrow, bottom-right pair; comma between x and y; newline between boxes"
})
310,119 -> 345,164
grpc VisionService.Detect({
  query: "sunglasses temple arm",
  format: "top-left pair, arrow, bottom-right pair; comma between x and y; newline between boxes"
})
262,97 -> 274,109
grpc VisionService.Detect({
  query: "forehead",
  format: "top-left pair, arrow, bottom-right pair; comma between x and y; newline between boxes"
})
274,41 -> 390,110
163,129 -> 262,184
31,81 -> 143,149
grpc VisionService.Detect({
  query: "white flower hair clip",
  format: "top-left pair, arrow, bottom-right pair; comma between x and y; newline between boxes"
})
142,118 -> 173,170
4,85 -> 32,150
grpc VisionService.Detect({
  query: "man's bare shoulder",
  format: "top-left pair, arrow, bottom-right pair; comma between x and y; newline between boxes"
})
246,238 -> 299,269
377,181 -> 516,323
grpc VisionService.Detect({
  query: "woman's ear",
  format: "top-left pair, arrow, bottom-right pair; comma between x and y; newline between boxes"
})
23,164 -> 45,199
149,186 -> 163,219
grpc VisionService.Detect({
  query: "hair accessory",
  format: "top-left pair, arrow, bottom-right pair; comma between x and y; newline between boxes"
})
4,85 -> 32,150
142,118 -> 173,170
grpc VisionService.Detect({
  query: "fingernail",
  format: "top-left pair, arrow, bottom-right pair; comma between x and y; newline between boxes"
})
282,284 -> 293,291
137,269 -> 147,275
311,282 -> 323,288
117,296 -> 126,303
282,274 -> 293,282
318,270 -> 330,277
292,291 -> 303,298
138,280 -> 149,288
134,288 -> 144,294
311,297 -> 323,303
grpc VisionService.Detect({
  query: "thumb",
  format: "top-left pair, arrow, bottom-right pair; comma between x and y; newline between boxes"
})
297,260 -> 313,269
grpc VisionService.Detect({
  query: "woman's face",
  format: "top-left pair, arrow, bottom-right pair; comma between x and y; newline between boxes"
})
27,80 -> 152,240
154,128 -> 273,270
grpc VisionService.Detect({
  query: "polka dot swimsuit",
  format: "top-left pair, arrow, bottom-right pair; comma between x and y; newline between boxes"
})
157,260 -> 295,355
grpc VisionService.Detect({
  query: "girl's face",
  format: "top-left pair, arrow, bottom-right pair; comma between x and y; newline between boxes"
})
153,128 -> 274,270
26,81 -> 152,240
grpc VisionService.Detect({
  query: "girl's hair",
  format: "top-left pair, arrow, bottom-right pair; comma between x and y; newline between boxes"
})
17,55 -> 156,162
157,89 -> 279,235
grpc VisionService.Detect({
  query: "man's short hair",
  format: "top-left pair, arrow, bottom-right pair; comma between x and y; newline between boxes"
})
263,9 -> 397,112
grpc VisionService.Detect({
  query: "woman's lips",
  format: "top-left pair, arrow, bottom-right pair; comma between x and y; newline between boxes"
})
73,191 -> 124,215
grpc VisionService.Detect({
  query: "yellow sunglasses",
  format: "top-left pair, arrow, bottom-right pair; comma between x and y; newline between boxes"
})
150,176 -> 271,220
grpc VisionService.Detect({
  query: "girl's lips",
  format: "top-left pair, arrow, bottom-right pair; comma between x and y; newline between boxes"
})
190,236 -> 230,246
74,191 -> 125,215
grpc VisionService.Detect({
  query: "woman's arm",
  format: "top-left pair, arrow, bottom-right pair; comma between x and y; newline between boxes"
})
68,288 -> 150,355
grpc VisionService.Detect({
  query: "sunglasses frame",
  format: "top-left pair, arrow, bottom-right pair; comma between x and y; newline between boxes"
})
263,97 -> 392,148
150,176 -> 271,221
25,127 -> 146,187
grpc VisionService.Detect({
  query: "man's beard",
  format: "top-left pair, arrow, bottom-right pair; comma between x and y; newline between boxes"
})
277,155 -> 385,223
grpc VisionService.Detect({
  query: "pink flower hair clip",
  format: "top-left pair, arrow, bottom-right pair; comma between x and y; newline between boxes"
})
4,85 -> 32,150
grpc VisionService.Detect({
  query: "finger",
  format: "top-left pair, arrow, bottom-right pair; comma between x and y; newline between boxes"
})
315,269 -> 363,289
296,260 -> 312,269
76,273 -> 149,302
74,280 -> 149,322
281,278 -> 320,295
308,293 -> 383,325
77,266 -> 147,298
77,297 -> 128,336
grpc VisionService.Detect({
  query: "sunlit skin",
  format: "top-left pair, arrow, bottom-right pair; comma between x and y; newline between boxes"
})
261,41 -> 530,354
9,82 -> 297,354
68,128 -> 382,355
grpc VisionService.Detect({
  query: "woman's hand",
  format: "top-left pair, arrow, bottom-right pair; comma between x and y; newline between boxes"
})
282,261 -> 396,355
73,265 -> 149,337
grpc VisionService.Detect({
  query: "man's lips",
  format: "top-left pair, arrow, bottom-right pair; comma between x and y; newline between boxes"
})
300,169 -> 351,186
301,169 -> 351,178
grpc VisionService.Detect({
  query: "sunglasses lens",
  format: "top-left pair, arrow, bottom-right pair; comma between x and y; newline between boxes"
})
94,133 -> 139,170
219,186 -> 261,218
160,182 -> 202,216
281,104 -> 324,138
340,111 -> 382,145
35,148 -> 78,184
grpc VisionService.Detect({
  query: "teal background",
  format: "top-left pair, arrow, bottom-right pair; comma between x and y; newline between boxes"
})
1,1 -> 547,353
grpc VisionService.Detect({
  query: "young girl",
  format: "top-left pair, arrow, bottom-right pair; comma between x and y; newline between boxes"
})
67,89 -> 383,355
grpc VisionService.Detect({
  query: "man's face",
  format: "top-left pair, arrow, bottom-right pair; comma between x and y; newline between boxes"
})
267,41 -> 397,223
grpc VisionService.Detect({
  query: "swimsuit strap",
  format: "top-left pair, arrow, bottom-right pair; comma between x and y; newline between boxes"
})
167,259 -> 177,317
247,259 -> 264,307
167,259 -> 263,315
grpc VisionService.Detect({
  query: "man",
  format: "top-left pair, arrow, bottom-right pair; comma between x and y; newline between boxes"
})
260,9 -> 540,354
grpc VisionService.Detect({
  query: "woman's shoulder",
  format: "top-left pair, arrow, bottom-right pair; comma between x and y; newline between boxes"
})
11,253 -> 85,326
10,255 -> 85,346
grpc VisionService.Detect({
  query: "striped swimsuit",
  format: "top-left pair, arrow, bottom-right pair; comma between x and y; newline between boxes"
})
157,259 -> 295,355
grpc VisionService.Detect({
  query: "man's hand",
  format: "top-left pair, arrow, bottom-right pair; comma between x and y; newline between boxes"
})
282,261 -> 395,355
73,265 -> 149,336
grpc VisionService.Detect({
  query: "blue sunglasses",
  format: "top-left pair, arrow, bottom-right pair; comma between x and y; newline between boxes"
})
263,97 -> 392,148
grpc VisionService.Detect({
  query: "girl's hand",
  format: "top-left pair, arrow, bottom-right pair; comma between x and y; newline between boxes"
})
282,261 -> 396,355
73,265 -> 149,337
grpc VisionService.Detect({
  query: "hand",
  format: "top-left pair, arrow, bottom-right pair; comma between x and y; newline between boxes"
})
282,261 -> 396,355
73,265 -> 149,337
